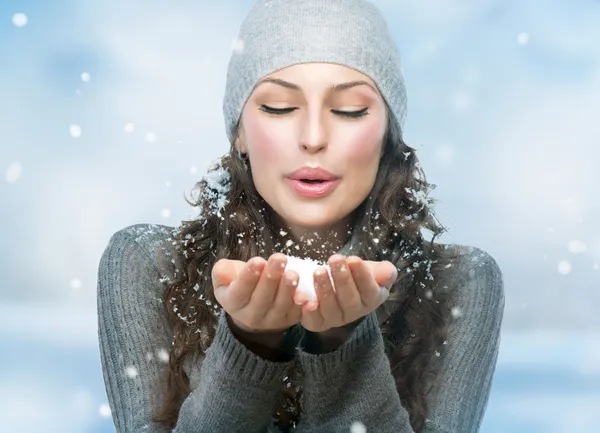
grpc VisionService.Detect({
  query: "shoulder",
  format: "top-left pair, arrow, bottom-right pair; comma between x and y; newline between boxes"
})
435,243 -> 505,319
100,223 -> 178,268
106,222 -> 178,255
97,223 -> 179,301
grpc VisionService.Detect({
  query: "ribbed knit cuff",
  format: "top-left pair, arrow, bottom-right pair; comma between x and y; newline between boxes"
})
206,310 -> 301,387
296,311 -> 382,378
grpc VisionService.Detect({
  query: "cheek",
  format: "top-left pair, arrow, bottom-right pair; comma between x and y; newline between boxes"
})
339,120 -> 384,164
243,115 -> 289,163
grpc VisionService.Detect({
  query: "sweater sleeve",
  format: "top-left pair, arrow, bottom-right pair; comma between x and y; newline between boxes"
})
97,227 -> 298,433
293,248 -> 505,433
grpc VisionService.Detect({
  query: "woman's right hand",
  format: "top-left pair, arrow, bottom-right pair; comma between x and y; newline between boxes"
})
211,253 -> 302,334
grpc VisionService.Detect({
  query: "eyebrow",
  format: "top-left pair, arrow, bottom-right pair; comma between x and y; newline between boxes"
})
257,77 -> 378,94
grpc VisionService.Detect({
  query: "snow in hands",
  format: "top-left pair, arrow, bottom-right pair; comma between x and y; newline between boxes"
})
284,256 -> 333,302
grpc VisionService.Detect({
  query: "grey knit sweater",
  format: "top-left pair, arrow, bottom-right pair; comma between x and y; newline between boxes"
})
97,223 -> 504,432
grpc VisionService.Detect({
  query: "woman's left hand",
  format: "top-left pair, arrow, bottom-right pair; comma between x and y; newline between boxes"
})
298,254 -> 397,333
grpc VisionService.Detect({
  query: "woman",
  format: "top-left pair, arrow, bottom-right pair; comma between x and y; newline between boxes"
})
97,0 -> 505,432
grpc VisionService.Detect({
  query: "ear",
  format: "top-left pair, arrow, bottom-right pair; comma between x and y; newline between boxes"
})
234,123 -> 248,154
234,139 -> 248,155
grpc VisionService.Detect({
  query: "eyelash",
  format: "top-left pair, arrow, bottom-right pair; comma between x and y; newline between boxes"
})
259,105 -> 369,118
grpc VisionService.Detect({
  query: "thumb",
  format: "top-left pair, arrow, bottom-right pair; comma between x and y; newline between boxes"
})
211,259 -> 245,290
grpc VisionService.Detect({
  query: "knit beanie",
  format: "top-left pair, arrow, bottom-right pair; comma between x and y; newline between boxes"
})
222,0 -> 407,144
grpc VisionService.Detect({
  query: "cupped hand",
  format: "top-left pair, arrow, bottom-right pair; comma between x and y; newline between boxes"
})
299,255 -> 397,333
211,253 -> 302,333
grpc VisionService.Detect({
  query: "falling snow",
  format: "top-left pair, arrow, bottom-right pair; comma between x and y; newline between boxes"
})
124,122 -> 135,133
70,124 -> 82,138
231,37 -> 245,54
125,365 -> 139,378
80,72 -> 91,82
161,208 -> 171,218
350,421 -> 367,433
146,132 -> 157,142
12,13 -> 28,27
558,260 -> 572,275
568,240 -> 587,254
99,403 -> 112,418
5,162 -> 22,183
199,158 -> 232,218
451,306 -> 463,319
517,32 -> 530,45
156,348 -> 170,363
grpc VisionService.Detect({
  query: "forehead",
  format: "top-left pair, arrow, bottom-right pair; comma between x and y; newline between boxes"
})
266,63 -> 376,85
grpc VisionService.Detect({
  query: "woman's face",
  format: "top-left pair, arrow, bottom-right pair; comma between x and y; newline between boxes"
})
236,63 -> 388,241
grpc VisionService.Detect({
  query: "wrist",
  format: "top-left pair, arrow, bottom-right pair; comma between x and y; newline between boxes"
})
226,314 -> 296,361
303,317 -> 364,354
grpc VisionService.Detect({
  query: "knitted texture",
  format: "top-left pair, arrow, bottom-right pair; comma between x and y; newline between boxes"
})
222,0 -> 407,143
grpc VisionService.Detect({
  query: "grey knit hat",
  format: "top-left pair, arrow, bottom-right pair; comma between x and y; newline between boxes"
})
222,0 -> 407,144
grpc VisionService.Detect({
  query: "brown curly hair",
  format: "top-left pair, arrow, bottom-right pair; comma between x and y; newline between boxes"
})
151,114 -> 459,431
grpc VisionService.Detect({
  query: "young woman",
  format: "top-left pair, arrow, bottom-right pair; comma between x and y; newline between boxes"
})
97,0 -> 505,432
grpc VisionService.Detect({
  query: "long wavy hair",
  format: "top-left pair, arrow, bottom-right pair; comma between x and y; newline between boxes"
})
151,113 -> 459,431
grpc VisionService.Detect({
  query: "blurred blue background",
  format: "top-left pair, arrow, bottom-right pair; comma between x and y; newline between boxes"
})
1,0 -> 599,432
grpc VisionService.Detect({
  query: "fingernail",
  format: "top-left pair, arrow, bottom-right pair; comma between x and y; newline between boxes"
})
380,287 -> 390,302
305,301 -> 318,311
386,268 -> 398,286
294,293 -> 305,305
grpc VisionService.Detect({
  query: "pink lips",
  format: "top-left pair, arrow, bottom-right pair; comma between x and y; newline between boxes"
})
285,178 -> 339,197
285,166 -> 340,198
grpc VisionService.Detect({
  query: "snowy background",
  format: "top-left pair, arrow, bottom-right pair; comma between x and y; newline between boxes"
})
1,0 -> 599,432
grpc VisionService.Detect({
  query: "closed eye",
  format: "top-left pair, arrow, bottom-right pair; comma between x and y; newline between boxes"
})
259,105 -> 297,115
260,105 -> 369,118
332,107 -> 369,118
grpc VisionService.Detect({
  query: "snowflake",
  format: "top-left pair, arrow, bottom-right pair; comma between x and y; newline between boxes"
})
5,162 -> 22,183
12,13 -> 27,27
568,240 -> 587,254
231,37 -> 245,54
156,348 -> 170,363
517,32 -> 530,45
350,421 -> 367,433
451,306 -> 463,319
557,260 -> 571,275
99,403 -> 112,418
125,365 -> 139,378
70,124 -> 82,138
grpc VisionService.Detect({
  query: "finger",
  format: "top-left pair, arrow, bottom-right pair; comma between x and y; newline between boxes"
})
225,257 -> 265,311
313,266 -> 343,326
366,260 -> 398,290
333,256 -> 362,311
249,253 -> 286,313
212,258 -> 240,289
272,268 -> 302,321
212,259 -> 247,303
300,299 -> 325,332
348,258 -> 384,308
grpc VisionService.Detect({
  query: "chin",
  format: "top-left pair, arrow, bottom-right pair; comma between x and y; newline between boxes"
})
276,203 -> 349,231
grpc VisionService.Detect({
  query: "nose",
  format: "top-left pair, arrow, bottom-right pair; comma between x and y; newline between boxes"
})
298,108 -> 328,153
